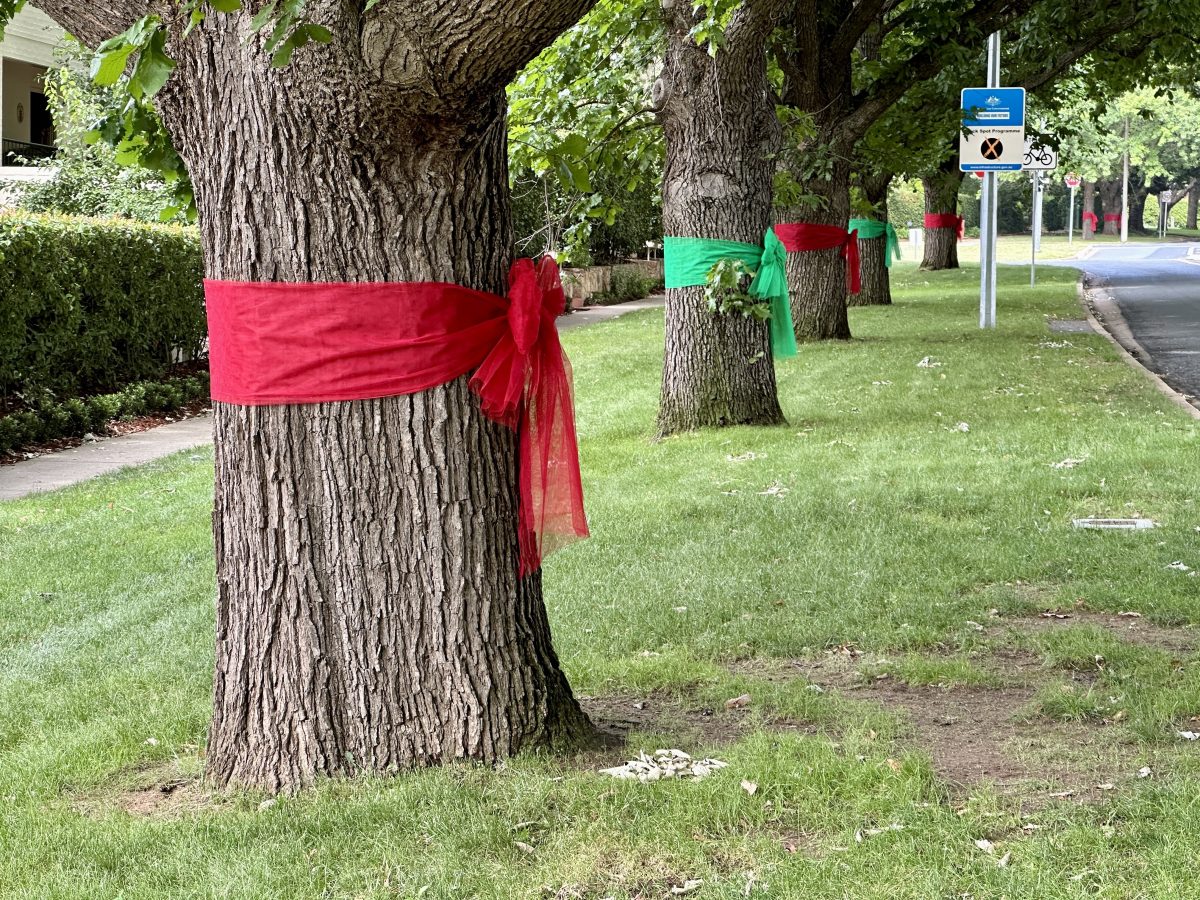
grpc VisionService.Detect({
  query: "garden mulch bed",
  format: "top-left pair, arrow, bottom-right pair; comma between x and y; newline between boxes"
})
0,399 -> 211,466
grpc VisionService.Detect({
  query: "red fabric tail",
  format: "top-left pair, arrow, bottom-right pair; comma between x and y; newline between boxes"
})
775,222 -> 862,296
923,213 -> 965,240
470,257 -> 588,575
845,230 -> 861,294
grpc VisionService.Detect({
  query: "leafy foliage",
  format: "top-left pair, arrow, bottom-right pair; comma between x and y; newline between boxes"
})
0,0 -> 22,38
78,0 -> 337,219
704,258 -> 770,320
0,214 -> 206,404
0,372 -> 210,454
8,59 -> 185,222
508,0 -> 663,262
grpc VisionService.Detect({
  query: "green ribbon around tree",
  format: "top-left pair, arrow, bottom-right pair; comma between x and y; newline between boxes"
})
663,230 -> 798,359
847,218 -> 902,268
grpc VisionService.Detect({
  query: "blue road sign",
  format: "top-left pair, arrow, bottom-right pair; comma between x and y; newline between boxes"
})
961,88 -> 1026,127
960,87 -> 1026,172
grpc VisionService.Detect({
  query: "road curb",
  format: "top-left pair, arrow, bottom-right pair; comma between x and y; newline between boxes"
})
1076,277 -> 1200,421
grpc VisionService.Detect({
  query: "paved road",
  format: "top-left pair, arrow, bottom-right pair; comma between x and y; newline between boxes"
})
1054,242 -> 1200,402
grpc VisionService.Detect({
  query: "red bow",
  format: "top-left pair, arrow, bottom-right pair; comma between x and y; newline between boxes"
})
203,256 -> 588,577
774,222 -> 862,295
1082,211 -> 1099,230
471,258 -> 588,574
924,213 -> 965,240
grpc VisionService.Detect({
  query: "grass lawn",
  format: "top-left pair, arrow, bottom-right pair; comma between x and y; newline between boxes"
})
3,263 -> 1200,898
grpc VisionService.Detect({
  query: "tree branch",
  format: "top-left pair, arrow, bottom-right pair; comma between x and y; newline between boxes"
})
1018,15 -> 1147,94
374,0 -> 599,100
830,0 -> 888,62
838,0 -> 1038,147
30,0 -> 146,46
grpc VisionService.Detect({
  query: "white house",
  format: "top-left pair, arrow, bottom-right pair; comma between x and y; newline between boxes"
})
1,5 -> 66,182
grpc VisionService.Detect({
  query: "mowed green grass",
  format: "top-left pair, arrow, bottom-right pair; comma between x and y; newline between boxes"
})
2,263 -> 1200,899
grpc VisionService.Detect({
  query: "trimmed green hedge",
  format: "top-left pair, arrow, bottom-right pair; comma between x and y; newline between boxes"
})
0,213 -> 206,404
0,372 -> 209,454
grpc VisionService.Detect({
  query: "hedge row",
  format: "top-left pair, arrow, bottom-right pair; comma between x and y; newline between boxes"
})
0,213 -> 206,403
0,372 -> 209,454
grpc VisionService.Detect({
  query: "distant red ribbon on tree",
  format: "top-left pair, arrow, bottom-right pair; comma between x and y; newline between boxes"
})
204,257 -> 588,576
924,213 -> 965,240
774,223 -> 862,294
1104,213 -> 1122,223
1082,211 -> 1099,229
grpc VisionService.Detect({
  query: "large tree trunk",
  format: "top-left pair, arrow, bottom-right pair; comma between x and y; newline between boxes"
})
1189,183 -> 1199,231
39,0 -> 597,792
779,1 -> 854,342
1128,172 -> 1150,235
921,157 -> 963,270
1081,180 -> 1096,240
850,170 -> 892,307
656,0 -> 785,436
1099,179 -> 1122,235
783,150 -> 853,341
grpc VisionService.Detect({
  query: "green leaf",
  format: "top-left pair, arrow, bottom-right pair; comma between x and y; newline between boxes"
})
132,30 -> 176,99
250,1 -> 278,32
557,133 -> 589,158
91,44 -> 137,87
568,160 -> 591,192
209,0 -> 243,11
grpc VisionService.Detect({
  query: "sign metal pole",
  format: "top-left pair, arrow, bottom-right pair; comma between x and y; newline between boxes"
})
1121,116 -> 1130,243
986,32 -> 1000,327
1030,172 -> 1038,287
1068,184 -> 1076,244
979,34 -> 998,331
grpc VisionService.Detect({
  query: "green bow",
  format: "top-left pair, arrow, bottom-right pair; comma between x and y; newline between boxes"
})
663,230 -> 797,359
847,218 -> 902,268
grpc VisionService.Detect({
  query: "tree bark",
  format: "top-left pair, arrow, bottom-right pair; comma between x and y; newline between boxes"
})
1099,178 -> 1122,235
920,157 -> 963,270
37,0 -> 598,792
1081,180 -> 1096,240
1189,183 -> 1199,231
656,0 -> 785,436
778,1 -> 854,342
850,170 -> 892,307
1128,172 -> 1150,235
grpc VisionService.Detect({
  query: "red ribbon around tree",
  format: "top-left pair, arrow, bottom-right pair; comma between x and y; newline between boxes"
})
774,223 -> 861,294
923,213 -> 965,240
1082,211 -> 1099,230
1104,213 -> 1122,223
204,256 -> 588,576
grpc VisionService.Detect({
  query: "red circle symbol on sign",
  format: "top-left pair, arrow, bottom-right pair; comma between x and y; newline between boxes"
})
1065,172 -> 1081,188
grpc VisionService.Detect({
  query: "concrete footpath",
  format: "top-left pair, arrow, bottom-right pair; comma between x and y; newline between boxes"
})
0,417 -> 213,501
0,294 -> 666,502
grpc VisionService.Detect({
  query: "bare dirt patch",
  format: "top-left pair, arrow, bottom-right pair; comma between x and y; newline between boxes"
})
575,691 -> 815,769
746,646 -> 1154,803
991,611 -> 1198,654
75,775 -> 210,820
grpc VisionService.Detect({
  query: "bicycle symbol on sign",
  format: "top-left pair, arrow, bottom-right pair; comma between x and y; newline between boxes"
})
1024,143 -> 1054,168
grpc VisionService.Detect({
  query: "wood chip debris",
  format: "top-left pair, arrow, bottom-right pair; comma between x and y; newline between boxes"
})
855,823 -> 905,842
599,750 -> 728,783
